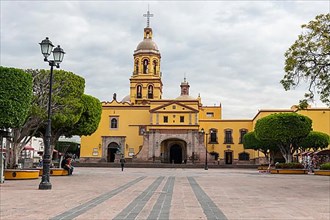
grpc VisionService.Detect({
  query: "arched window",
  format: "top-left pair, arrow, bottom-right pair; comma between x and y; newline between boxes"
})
110,118 -> 118,128
135,60 -> 139,74
239,152 -> 250,161
143,59 -> 148,74
148,85 -> 153,99
137,85 -> 142,98
153,60 -> 157,75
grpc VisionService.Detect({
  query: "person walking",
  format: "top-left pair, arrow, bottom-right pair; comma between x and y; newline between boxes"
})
120,155 -> 126,171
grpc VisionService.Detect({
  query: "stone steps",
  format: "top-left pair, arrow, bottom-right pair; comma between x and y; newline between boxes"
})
72,162 -> 258,169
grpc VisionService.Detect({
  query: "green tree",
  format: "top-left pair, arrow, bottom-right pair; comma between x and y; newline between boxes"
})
56,141 -> 80,156
0,66 -> 33,168
39,70 -> 85,153
280,14 -> 330,106
300,131 -> 330,151
9,69 -> 54,168
255,113 -> 312,163
9,68 -> 101,168
0,66 -> 33,129
8,69 -> 84,168
65,94 -> 102,137
243,131 -> 279,164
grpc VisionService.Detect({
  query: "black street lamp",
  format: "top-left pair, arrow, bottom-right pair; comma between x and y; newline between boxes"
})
201,128 -> 208,170
39,37 -> 65,190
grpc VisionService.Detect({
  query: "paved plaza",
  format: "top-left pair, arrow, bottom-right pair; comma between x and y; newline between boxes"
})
0,167 -> 329,220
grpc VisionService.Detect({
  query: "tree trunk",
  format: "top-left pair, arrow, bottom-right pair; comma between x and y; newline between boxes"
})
8,142 -> 20,168
278,144 -> 293,163
270,151 -> 275,165
286,154 -> 293,163
8,119 -> 42,168
259,150 -> 269,164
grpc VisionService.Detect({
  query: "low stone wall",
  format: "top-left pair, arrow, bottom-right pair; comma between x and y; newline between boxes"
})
270,169 -> 308,174
5,168 -> 69,180
39,168 -> 69,176
4,169 -> 39,180
314,170 -> 330,176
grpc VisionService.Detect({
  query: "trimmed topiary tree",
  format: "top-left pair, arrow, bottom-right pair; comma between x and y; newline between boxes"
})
64,94 -> 102,137
0,66 -> 33,168
300,131 -> 330,151
0,66 -> 33,129
243,131 -> 279,164
255,113 -> 312,163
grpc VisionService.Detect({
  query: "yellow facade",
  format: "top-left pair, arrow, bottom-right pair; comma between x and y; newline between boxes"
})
80,19 -> 330,165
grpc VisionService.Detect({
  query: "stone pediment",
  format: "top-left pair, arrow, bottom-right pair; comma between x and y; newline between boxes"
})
150,101 -> 198,113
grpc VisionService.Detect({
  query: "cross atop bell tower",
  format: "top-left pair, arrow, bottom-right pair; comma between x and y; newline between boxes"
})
143,6 -> 154,27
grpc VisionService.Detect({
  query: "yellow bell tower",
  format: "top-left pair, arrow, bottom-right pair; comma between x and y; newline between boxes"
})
130,9 -> 163,104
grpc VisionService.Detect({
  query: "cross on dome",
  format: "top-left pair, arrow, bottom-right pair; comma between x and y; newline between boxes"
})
143,6 -> 154,27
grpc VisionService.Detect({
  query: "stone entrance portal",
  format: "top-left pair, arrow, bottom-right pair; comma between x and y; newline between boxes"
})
136,129 -> 208,164
160,139 -> 186,163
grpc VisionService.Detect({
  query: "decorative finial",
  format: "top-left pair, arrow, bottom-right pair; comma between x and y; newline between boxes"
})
143,5 -> 154,27
184,73 -> 186,82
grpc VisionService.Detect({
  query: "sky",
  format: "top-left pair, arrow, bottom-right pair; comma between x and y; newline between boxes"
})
1,1 -> 329,119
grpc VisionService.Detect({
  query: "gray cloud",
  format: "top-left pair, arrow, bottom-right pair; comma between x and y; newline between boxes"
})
1,1 -> 328,119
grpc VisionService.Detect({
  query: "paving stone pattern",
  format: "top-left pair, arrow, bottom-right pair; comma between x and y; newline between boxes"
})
188,177 -> 227,220
0,167 -> 329,220
147,176 -> 174,220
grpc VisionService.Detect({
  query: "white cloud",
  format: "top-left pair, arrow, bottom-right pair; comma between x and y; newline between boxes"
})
1,1 -> 328,119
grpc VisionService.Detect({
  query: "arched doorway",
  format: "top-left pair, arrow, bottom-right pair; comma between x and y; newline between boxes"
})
170,144 -> 182,164
107,142 -> 119,162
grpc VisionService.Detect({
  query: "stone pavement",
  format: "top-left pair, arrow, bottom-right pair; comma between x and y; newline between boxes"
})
0,167 -> 329,220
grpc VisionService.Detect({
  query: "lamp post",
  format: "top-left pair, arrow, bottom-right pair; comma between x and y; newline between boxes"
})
205,132 -> 208,170
39,37 -> 65,190
201,128 -> 208,170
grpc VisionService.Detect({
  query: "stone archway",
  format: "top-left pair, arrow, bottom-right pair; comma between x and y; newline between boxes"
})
107,142 -> 119,162
170,144 -> 182,164
160,139 -> 187,163
136,129 -> 205,163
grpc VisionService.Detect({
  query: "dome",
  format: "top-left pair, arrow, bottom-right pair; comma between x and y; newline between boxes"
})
121,95 -> 131,103
136,38 -> 159,51
175,95 -> 196,100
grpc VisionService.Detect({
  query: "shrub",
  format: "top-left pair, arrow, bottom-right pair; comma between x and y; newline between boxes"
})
259,164 -> 270,166
320,163 -> 330,170
275,162 -> 304,169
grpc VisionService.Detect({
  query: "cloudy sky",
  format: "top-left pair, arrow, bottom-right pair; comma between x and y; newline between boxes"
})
1,1 -> 329,119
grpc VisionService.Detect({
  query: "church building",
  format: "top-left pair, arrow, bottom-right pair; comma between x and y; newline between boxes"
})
80,11 -> 330,165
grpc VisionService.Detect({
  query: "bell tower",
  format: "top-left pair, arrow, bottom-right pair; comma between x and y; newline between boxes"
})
129,9 -> 163,104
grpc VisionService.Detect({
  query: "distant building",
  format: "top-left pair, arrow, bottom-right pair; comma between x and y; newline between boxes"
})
80,11 -> 330,165
18,137 -> 44,168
